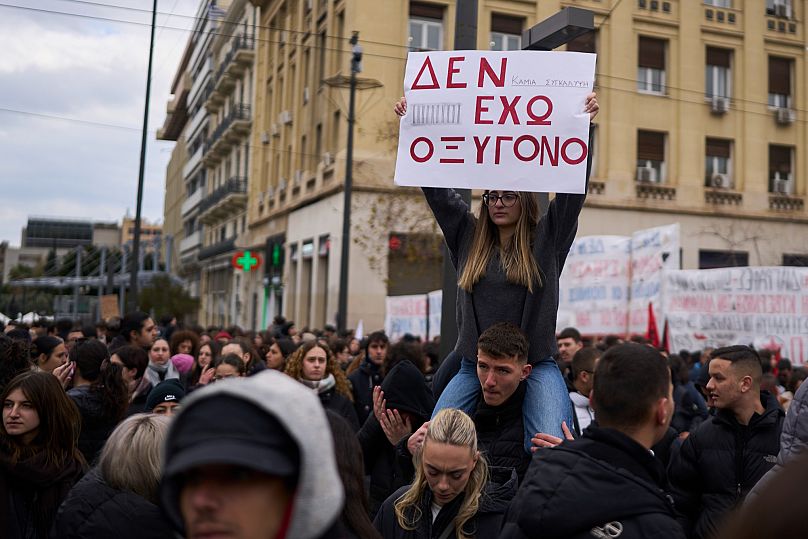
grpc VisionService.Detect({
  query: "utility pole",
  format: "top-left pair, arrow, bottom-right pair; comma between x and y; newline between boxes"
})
439,0 -> 477,359
336,32 -> 362,333
128,0 -> 158,311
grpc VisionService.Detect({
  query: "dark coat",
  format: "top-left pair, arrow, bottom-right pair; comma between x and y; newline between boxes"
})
0,447 -> 85,539
319,386 -> 360,432
359,360 -> 434,518
668,391 -> 784,539
348,357 -> 384,426
500,427 -> 686,539
473,381 -> 530,482
373,467 -> 517,539
52,468 -> 172,539
66,386 -> 120,465
671,381 -> 709,435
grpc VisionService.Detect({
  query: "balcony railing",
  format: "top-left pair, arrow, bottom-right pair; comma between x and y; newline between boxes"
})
198,177 -> 248,224
205,35 -> 255,111
203,104 -> 251,164
198,236 -> 236,261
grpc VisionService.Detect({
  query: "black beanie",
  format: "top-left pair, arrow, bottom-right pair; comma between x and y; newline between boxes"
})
146,379 -> 186,412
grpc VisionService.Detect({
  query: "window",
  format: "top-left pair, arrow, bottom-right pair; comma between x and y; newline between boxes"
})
769,145 -> 794,193
409,3 -> 443,51
699,250 -> 748,269
490,14 -> 522,51
705,138 -> 732,188
783,254 -> 808,266
705,47 -> 731,98
567,31 -> 597,54
705,0 -> 732,6
768,57 -> 792,108
636,130 -> 666,183
766,0 -> 794,18
637,37 -> 666,94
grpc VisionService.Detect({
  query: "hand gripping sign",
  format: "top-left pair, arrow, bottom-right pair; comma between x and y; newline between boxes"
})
394,50 -> 596,193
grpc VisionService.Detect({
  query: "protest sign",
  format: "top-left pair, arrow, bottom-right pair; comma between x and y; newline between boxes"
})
628,224 -> 680,335
385,294 -> 428,341
558,235 -> 632,335
394,50 -> 596,193
427,289 -> 442,340
663,267 -> 808,365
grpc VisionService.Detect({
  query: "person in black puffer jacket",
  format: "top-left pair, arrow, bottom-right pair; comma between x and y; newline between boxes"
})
501,343 -> 686,539
374,409 -> 517,539
668,346 -> 784,539
348,332 -> 388,425
285,341 -> 360,431
53,414 -> 173,539
359,359 -> 434,518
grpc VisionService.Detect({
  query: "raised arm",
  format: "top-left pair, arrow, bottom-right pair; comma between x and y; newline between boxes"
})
421,187 -> 474,266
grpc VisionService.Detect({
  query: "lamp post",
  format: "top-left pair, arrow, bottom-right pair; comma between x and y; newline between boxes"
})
127,0 -> 158,311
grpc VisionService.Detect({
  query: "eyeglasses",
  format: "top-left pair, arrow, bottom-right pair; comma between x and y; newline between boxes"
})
482,192 -> 519,207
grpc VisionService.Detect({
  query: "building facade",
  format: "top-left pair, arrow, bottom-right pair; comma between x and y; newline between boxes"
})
164,0 -> 807,331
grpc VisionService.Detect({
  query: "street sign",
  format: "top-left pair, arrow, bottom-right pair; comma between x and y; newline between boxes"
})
231,250 -> 262,272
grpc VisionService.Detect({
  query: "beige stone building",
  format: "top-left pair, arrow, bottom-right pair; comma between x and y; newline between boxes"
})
160,0 -> 807,331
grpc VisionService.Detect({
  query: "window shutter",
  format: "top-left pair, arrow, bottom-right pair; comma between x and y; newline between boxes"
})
637,131 -> 665,161
769,57 -> 792,95
706,47 -> 731,68
769,145 -> 792,174
638,37 -> 666,69
410,2 -> 443,20
491,13 -> 523,35
706,138 -> 731,158
568,31 -> 596,53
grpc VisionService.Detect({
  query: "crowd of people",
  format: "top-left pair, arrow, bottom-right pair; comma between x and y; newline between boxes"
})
0,313 -> 806,538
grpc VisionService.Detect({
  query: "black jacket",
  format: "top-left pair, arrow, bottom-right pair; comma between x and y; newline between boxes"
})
348,357 -> 384,426
501,427 -> 686,539
359,360 -> 434,518
474,381 -> 530,482
320,387 -> 360,432
52,468 -> 172,539
66,386 -> 120,465
668,391 -> 784,539
373,467 -> 517,539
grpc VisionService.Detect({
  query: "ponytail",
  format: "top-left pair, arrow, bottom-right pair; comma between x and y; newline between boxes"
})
96,361 -> 129,422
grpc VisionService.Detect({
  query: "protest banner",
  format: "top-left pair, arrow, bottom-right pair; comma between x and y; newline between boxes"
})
558,235 -> 631,335
100,294 -> 120,321
394,50 -> 596,193
427,289 -> 442,341
628,224 -> 680,335
663,267 -> 808,365
385,294 -> 428,341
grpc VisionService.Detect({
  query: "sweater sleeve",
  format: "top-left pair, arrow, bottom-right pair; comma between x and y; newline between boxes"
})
421,187 -> 474,267
543,124 -> 595,255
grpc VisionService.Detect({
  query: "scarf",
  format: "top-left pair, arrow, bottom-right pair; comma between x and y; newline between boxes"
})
298,374 -> 336,395
144,359 -> 180,387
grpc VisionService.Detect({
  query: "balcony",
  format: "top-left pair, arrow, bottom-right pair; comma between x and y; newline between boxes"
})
205,35 -> 255,112
183,145 -> 204,180
636,182 -> 676,200
769,193 -> 804,212
635,0 -> 679,26
181,188 -> 203,216
703,5 -> 743,35
198,177 -> 248,224
704,187 -> 742,206
180,230 -> 202,254
198,236 -> 236,261
202,104 -> 251,165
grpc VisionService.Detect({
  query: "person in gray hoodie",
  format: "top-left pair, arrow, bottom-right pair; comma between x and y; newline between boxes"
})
159,369 -> 345,539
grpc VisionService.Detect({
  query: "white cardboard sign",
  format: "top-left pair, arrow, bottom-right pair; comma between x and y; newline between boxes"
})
394,50 -> 596,193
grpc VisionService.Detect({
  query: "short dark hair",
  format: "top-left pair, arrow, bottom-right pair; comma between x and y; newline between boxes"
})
215,353 -> 246,375
121,311 -> 151,343
477,323 -> 528,364
557,327 -> 581,342
593,343 -> 670,430
778,358 -> 793,372
711,345 -> 763,381
366,331 -> 389,346
111,345 -> 149,380
571,347 -> 600,379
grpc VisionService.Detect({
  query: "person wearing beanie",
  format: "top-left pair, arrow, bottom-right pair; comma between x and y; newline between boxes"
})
145,379 -> 185,416
159,370 -> 346,539
170,353 -> 194,375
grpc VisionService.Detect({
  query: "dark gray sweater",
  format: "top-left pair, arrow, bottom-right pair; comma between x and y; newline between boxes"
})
422,129 -> 592,365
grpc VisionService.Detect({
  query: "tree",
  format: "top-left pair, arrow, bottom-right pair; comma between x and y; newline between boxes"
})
138,275 -> 198,322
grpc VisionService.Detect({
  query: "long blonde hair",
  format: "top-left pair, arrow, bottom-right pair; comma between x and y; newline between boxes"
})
394,409 -> 489,539
284,341 -> 354,401
458,191 -> 543,293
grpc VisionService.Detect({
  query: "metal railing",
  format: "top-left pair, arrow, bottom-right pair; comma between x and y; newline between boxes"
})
198,177 -> 248,214
198,237 -> 236,261
207,104 -> 251,147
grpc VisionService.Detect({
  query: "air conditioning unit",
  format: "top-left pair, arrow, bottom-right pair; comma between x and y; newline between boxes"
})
322,152 -> 333,166
636,166 -> 656,183
279,110 -> 293,125
270,123 -> 280,136
293,170 -> 303,186
260,131 -> 270,144
773,173 -> 793,194
775,108 -> 796,125
710,173 -> 730,189
303,87 -> 310,104
710,96 -> 729,115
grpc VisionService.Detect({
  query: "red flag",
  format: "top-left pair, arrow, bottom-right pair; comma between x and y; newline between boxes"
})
661,319 -> 669,353
646,302 -> 660,348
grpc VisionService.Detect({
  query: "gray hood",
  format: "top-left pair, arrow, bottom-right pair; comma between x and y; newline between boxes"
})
162,369 -> 343,539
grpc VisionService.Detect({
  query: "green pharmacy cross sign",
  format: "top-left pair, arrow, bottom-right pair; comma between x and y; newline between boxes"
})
231,250 -> 262,272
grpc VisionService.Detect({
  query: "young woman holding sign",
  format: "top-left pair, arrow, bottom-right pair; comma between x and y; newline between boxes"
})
394,92 -> 598,451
